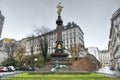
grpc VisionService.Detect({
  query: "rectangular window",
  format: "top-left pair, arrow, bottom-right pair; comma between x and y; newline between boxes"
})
74,37 -> 76,42
63,40 -> 65,45
70,33 -> 72,36
66,33 -> 68,38
74,44 -> 76,48
70,44 -> 72,49
67,39 -> 68,44
73,32 -> 76,36
70,38 -> 72,43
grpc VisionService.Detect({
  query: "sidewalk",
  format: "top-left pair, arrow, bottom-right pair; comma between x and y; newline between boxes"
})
101,70 -> 120,78
112,70 -> 120,78
95,68 -> 120,78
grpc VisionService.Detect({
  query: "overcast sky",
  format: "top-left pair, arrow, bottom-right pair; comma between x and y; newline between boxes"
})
0,0 -> 120,50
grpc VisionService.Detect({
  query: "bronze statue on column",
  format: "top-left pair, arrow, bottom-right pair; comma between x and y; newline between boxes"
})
57,2 -> 63,16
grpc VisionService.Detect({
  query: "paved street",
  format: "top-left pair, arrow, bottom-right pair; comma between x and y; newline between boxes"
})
96,67 -> 120,78
0,71 -> 23,79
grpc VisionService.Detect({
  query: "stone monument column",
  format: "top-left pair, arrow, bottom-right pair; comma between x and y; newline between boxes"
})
51,3 -> 68,61
55,3 -> 64,54
56,16 -> 63,41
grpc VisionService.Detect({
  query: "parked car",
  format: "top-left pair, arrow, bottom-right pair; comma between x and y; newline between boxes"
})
117,66 -> 120,71
2,66 -> 8,72
15,67 -> 20,70
109,66 -> 115,70
0,66 -> 8,72
19,66 -> 29,71
32,67 -> 39,71
0,67 -> 3,72
8,66 -> 15,71
27,67 -> 39,71
27,67 -> 33,71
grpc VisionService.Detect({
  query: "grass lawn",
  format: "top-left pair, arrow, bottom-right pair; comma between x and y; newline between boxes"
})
2,73 -> 120,80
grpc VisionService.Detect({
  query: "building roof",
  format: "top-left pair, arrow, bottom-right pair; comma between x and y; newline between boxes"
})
42,22 -> 84,36
109,8 -> 120,39
111,8 -> 120,20
20,22 -> 84,42
99,50 -> 108,53
63,22 -> 84,35
0,10 -> 5,20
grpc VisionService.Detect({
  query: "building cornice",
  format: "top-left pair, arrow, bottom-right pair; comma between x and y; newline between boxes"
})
0,11 -> 5,20
111,8 -> 120,21
21,22 -> 84,41
109,8 -> 120,39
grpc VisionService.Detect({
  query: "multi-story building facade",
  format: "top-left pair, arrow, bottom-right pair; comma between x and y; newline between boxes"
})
87,47 -> 99,60
98,50 -> 111,67
20,22 -> 85,57
0,11 -> 5,38
108,8 -> 120,69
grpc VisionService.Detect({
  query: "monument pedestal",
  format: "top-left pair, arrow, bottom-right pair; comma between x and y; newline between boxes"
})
47,53 -> 71,69
47,60 -> 72,69
51,53 -> 68,61
49,53 -> 71,67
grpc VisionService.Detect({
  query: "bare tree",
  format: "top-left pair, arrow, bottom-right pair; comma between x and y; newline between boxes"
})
26,34 -> 35,65
27,34 -> 35,55
3,40 -> 18,66
39,35 -> 48,65
26,26 -> 50,65
16,46 -> 25,66
34,26 -> 50,65
34,26 -> 50,36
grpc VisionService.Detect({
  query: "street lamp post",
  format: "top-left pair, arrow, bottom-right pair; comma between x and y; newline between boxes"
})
34,58 -> 38,67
